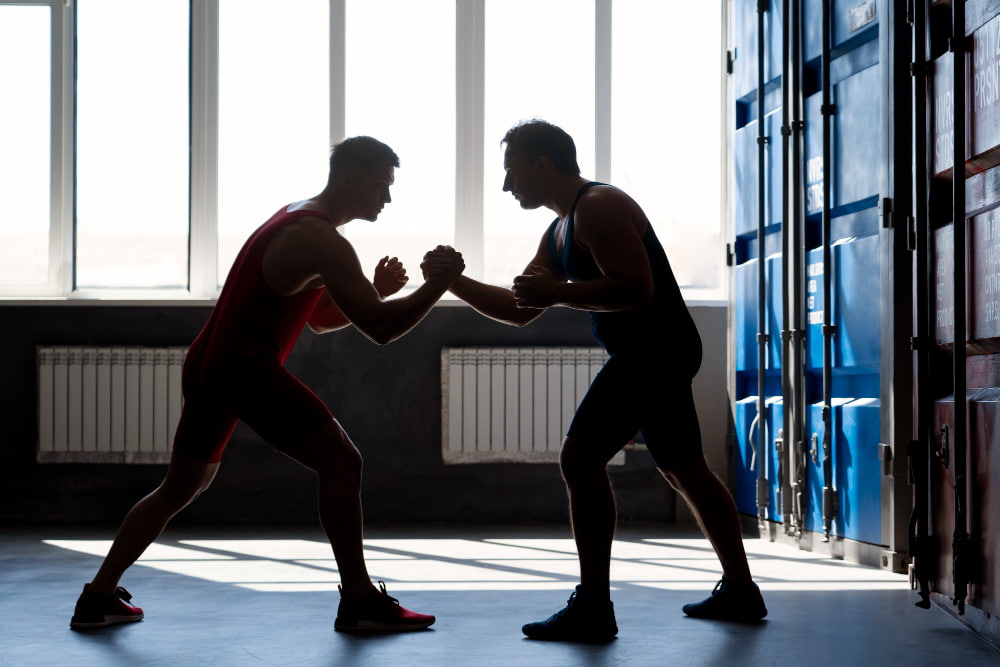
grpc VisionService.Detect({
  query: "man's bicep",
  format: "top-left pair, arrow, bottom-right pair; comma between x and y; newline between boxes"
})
579,209 -> 652,284
314,237 -> 382,322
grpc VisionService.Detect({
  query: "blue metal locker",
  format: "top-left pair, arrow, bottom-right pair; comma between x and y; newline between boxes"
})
728,0 -> 884,549
839,398 -> 881,544
733,395 -> 783,520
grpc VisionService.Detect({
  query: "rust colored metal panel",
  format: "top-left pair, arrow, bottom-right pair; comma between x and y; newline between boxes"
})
970,14 -> 1000,173
932,399 -> 956,601
971,211 -> 1000,348
935,223 -> 956,346
965,166 -> 1000,216
970,389 -> 1000,617
933,51 -> 956,177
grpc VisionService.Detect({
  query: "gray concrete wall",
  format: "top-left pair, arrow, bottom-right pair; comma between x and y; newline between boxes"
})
0,302 -> 729,526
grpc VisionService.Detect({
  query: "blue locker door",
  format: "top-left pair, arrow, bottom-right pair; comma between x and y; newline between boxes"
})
839,398 -> 881,544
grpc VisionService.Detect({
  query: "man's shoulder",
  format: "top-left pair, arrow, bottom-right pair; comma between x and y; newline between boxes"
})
267,215 -> 346,259
576,184 -> 636,219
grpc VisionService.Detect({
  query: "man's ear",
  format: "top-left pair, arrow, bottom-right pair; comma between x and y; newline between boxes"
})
533,155 -> 554,174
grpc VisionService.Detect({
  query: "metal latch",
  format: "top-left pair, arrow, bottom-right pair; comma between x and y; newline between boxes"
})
879,443 -> 893,476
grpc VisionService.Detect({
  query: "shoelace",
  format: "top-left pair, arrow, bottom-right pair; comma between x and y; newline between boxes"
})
376,580 -> 400,606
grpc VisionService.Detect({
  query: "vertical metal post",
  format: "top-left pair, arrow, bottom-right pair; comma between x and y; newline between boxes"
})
820,0 -> 837,542
790,0 -> 808,540
780,0 -> 794,535
879,0 -> 915,572
909,0 -> 932,606
756,0 -> 771,529
950,0 -> 970,616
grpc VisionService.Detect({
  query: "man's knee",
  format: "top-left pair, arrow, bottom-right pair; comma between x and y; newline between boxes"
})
157,459 -> 218,509
285,421 -> 363,480
660,456 -> 713,492
560,437 -> 611,482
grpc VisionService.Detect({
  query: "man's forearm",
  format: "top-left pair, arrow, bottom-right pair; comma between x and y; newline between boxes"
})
548,275 -> 651,312
370,279 -> 452,344
450,275 -> 542,326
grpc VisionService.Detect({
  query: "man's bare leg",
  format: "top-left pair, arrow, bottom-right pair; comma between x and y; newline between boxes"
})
89,450 -> 219,594
559,437 -> 617,595
282,419 -> 435,632
661,456 -> 766,621
662,456 -> 753,584
280,419 -> 374,597
520,436 -> 619,641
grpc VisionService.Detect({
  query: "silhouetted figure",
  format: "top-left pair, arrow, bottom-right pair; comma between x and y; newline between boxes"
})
448,120 -> 766,641
71,136 -> 463,633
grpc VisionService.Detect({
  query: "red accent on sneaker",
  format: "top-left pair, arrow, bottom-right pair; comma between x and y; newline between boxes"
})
70,584 -> 144,629
334,581 -> 435,632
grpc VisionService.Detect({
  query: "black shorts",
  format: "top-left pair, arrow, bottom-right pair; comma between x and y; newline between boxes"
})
566,347 -> 703,470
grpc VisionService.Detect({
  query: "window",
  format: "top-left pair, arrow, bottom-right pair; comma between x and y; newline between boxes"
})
482,0 -> 595,285
1,0 -> 725,301
75,0 -> 190,290
342,0 -> 456,279
0,4 -> 51,286
216,0 -> 329,286
612,0 -> 723,294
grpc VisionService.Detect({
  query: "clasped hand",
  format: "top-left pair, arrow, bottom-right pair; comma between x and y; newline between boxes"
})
373,256 -> 409,297
512,264 -> 562,308
421,245 -> 465,282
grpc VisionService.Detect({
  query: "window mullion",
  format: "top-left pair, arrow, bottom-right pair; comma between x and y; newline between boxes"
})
330,0 -> 345,143
595,0 -> 612,183
54,0 -> 73,295
189,0 -> 219,298
455,0 -> 485,278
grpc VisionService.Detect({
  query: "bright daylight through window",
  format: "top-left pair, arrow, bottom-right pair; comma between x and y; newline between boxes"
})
0,0 -> 723,300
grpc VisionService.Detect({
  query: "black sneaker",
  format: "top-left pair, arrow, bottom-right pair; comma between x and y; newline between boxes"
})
70,584 -> 144,629
682,578 -> 767,621
334,581 -> 435,632
522,586 -> 618,642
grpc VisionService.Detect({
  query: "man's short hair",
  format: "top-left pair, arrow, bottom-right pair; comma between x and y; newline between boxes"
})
502,120 -> 581,175
329,136 -> 400,179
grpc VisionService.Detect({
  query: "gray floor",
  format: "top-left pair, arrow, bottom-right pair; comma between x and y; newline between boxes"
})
2,523 -> 998,667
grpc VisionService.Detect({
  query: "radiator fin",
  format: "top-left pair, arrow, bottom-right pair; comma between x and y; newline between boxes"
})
441,346 -> 630,464
36,346 -> 187,464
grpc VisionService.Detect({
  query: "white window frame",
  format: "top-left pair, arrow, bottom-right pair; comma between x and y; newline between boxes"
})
1,0 -> 724,303
0,0 -> 73,298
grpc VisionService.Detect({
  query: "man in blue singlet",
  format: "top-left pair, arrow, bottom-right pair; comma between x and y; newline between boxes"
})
448,120 -> 766,641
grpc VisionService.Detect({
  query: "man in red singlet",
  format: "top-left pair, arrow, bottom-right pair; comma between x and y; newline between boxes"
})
71,136 -> 463,633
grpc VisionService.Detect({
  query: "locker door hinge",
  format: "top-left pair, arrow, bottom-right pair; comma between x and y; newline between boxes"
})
907,215 -> 917,250
910,336 -> 923,351
910,61 -> 925,78
726,243 -> 735,267
757,0 -> 769,13
905,0 -> 914,26
727,49 -> 735,74
879,198 -> 894,229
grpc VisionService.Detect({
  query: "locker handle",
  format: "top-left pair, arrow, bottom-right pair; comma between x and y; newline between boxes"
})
748,413 -> 760,472
936,425 -> 950,469
811,433 -> 819,463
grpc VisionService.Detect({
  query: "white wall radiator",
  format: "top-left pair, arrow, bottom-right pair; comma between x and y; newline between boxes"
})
36,346 -> 187,464
441,346 -> 631,464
